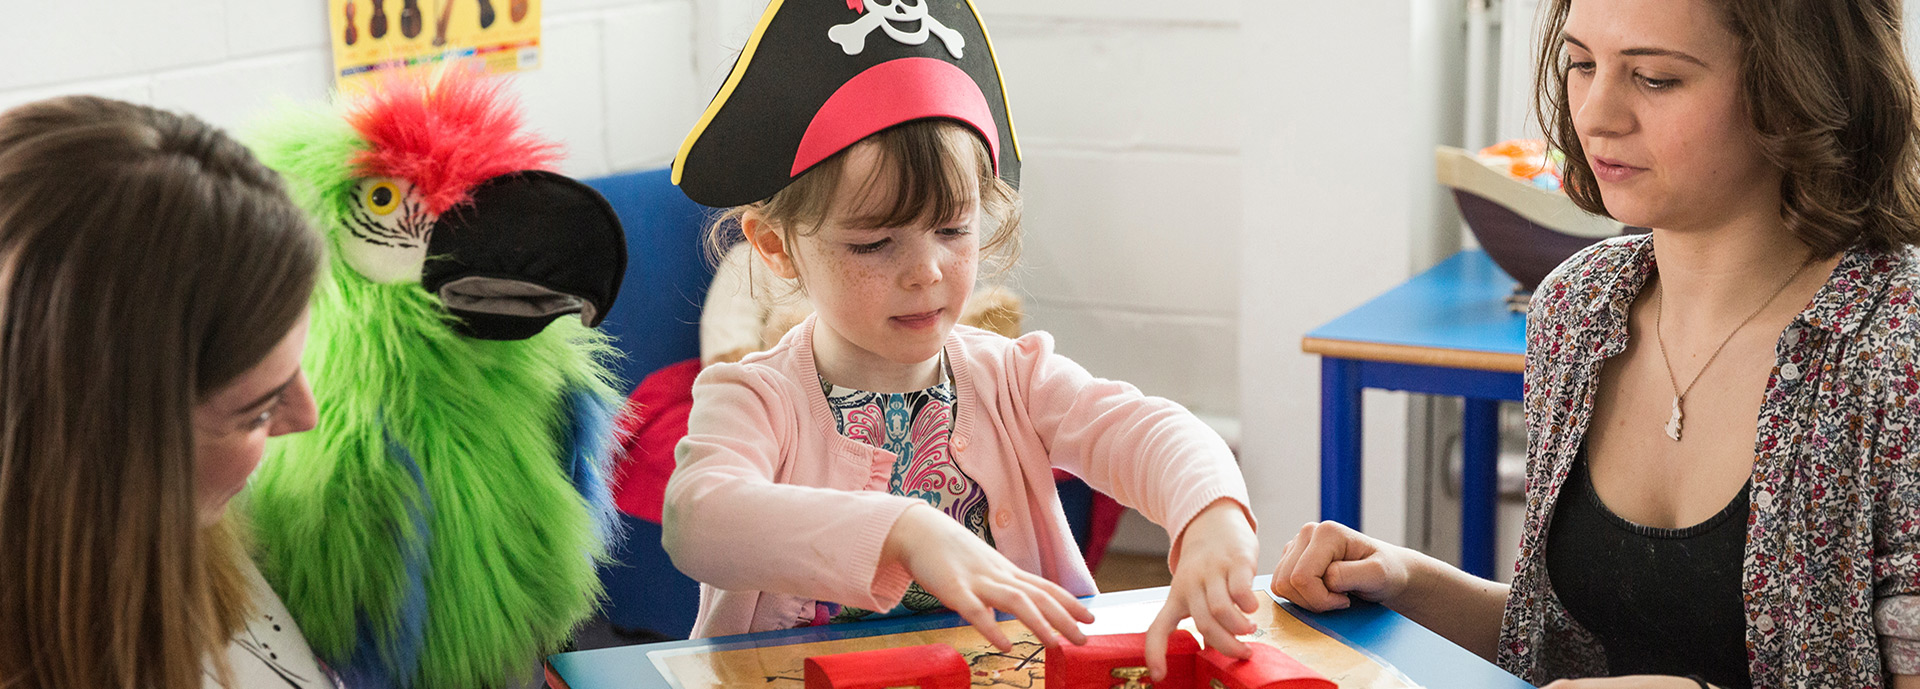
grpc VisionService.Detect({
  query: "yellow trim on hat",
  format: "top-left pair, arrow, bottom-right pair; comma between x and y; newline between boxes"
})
962,0 -> 1020,162
672,0 -> 788,186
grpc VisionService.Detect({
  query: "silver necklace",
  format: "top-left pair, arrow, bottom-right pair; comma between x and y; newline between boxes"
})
1653,256 -> 1817,441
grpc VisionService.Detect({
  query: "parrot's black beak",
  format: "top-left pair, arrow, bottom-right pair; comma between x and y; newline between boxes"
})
421,170 -> 627,341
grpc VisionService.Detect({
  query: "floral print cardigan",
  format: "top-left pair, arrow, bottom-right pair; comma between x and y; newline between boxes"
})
1498,234 -> 1920,686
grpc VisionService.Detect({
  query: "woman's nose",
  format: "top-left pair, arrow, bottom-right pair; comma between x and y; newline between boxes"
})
1573,68 -> 1634,140
272,369 -> 319,437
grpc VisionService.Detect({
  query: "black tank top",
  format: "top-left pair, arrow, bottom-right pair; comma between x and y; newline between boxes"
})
1544,450 -> 1753,689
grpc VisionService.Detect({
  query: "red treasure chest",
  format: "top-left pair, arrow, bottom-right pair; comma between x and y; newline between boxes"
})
1197,645 -> 1335,689
803,644 -> 970,689
1045,631 -> 1202,689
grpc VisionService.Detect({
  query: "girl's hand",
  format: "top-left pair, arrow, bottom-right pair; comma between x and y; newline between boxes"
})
882,503 -> 1095,651
1145,499 -> 1260,680
1269,521 -> 1415,612
1542,677 -> 1710,688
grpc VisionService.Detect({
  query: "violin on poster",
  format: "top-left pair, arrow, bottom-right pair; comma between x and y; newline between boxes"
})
477,0 -> 496,28
400,0 -> 422,38
344,1 -> 359,44
510,0 -> 527,24
369,0 -> 388,38
432,0 -> 453,46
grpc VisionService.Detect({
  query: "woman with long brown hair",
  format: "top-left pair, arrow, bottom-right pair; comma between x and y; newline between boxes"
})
1271,0 -> 1920,687
0,96 -> 329,688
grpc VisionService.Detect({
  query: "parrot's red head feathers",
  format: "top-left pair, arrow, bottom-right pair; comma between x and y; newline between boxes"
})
347,68 -> 562,215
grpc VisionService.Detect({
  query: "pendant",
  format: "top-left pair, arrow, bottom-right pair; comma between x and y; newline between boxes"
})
1664,396 -> 1684,441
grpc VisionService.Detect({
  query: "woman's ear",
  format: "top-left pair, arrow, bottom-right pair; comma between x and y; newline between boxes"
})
742,210 -> 802,281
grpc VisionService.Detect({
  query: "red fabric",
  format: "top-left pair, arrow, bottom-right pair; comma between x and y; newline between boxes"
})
793,58 -> 999,178
1052,469 -> 1126,572
1047,632 -> 1199,688
844,0 -> 863,12
610,359 -> 702,524
348,67 -> 563,215
1197,645 -> 1335,689
804,644 -> 968,689
1087,488 -> 1124,571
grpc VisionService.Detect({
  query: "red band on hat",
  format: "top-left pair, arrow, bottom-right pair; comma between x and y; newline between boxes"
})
792,57 -> 1000,179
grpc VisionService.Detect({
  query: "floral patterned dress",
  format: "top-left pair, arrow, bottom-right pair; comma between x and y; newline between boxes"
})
811,363 -> 993,625
1501,234 -> 1920,686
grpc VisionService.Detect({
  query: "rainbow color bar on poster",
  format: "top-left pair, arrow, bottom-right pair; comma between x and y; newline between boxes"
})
328,0 -> 543,91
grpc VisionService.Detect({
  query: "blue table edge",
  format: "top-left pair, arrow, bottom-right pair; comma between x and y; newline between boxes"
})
547,575 -> 1532,688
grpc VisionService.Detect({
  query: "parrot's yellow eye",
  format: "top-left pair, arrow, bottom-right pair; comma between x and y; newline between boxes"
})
365,180 -> 402,216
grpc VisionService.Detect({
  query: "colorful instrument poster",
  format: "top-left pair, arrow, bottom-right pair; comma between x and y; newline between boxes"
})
327,0 -> 542,92
648,592 -> 1418,689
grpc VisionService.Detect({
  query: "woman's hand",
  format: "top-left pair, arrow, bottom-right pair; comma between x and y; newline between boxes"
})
882,503 -> 1094,651
1541,676 -> 1709,688
1270,520 -> 1510,661
1269,520 -> 1416,611
1145,499 -> 1260,680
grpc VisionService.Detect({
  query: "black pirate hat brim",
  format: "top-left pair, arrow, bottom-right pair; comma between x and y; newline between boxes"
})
673,0 -> 1021,208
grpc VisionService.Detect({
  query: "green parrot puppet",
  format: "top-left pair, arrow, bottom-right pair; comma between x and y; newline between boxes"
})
244,70 -> 628,689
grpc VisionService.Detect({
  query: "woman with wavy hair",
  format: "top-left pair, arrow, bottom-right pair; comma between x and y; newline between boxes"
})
0,96 -> 329,688
1272,1 -> 1920,687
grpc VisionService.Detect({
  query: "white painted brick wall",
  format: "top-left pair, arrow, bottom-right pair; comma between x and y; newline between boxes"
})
980,8 -> 1243,418
1,0 -> 705,181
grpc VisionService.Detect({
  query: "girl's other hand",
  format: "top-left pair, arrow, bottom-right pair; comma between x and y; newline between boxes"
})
1269,520 -> 1414,612
1145,499 -> 1260,681
881,503 -> 1095,651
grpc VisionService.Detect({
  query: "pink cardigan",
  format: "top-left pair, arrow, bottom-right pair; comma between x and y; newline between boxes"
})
662,316 -> 1252,638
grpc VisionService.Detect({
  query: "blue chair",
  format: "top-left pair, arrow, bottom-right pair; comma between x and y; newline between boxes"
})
582,167 -> 715,639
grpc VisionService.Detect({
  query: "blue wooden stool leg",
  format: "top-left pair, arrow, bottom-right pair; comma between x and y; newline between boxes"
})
1320,358 -> 1364,528
1460,398 -> 1500,579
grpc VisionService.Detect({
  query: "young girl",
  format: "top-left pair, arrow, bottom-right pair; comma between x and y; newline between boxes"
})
662,0 -> 1257,679
1273,1 -> 1920,687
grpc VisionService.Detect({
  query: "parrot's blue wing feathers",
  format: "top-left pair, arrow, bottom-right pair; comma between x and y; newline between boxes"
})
558,384 -> 620,547
335,427 -> 434,689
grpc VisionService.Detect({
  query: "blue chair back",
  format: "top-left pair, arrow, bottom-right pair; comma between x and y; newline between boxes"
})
581,167 -> 716,638
583,167 -> 718,392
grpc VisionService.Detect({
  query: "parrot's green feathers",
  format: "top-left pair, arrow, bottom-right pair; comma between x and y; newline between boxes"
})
244,98 -> 619,689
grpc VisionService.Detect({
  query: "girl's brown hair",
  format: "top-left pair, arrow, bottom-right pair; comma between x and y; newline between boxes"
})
706,119 -> 1022,290
0,97 -> 321,688
1535,0 -> 1920,254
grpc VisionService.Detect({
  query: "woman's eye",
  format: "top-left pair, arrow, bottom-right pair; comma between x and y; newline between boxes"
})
1637,74 -> 1677,90
848,239 -> 890,254
1567,60 -> 1595,75
245,395 -> 283,430
937,226 -> 971,238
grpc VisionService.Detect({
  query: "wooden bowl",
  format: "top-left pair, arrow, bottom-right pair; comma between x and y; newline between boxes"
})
1435,146 -> 1632,292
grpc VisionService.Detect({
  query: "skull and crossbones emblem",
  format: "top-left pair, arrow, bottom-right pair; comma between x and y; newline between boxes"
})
828,0 -> 966,59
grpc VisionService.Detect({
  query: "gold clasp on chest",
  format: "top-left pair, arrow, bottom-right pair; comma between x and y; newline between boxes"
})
1111,666 -> 1152,689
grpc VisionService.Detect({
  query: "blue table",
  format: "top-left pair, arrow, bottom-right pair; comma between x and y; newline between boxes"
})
546,576 -> 1532,688
1301,250 -> 1525,579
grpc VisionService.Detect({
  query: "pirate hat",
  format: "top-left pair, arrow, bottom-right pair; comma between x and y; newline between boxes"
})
673,0 -> 1020,208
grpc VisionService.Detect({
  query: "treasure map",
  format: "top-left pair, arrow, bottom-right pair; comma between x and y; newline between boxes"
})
649,591 -> 1420,689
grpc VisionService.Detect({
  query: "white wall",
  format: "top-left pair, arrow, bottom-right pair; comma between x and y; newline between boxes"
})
0,0 -> 707,180
972,0 -> 1243,418
1240,3 -> 1430,565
